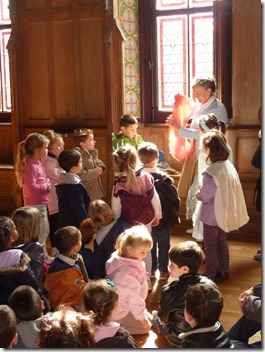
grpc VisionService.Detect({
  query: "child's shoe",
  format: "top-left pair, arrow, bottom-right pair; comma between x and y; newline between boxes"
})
150,270 -> 157,279
159,272 -> 170,281
147,277 -> 152,291
214,272 -> 229,281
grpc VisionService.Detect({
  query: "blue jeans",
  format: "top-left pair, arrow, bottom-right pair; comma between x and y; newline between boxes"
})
227,315 -> 261,347
151,228 -> 170,274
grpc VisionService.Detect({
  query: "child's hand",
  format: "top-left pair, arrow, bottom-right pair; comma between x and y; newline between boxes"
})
46,178 -> 52,192
97,167 -> 103,176
151,218 -> 160,227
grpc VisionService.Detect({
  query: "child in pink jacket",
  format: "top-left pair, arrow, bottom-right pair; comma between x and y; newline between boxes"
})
106,225 -> 153,334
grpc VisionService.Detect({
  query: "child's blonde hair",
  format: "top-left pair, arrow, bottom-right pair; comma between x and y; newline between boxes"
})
81,278 -> 118,325
15,133 -> 49,187
116,224 -> 153,258
88,200 -> 115,232
11,206 -> 41,244
113,144 -> 140,190
137,141 -> 159,164
43,129 -> 63,151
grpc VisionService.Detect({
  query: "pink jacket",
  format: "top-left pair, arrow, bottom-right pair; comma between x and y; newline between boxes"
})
41,154 -> 64,214
106,250 -> 148,322
22,158 -> 49,205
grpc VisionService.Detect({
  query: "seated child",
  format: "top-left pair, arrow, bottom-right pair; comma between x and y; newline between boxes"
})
138,141 -> 180,280
12,206 -> 45,286
81,278 -> 137,348
37,305 -> 95,348
0,217 -> 47,311
152,240 -> 216,348
44,226 -> 89,310
8,285 -> 44,348
106,225 -> 153,335
178,283 -> 232,348
87,199 -> 130,278
73,129 -> 106,201
112,114 -> 164,162
79,218 -> 95,279
56,149 -> 90,229
0,305 -> 17,348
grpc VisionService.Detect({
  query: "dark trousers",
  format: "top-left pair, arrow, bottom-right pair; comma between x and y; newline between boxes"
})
228,315 -> 261,348
48,213 -> 59,248
151,228 -> 170,274
203,223 -> 229,278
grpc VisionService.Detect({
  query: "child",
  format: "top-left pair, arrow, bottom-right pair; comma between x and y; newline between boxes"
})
112,114 -> 164,162
196,130 -> 249,280
151,240 -> 215,348
81,278 -> 137,348
138,141 -> 180,280
0,217 -> 47,310
44,226 -> 89,310
87,199 -> 130,278
112,144 -> 162,287
0,305 -> 17,348
178,283 -> 232,348
42,129 -> 65,257
11,206 -> 45,286
73,128 -> 106,201
15,132 -> 52,263
56,149 -> 90,228
106,225 -> 153,334
8,285 -> 44,348
37,305 -> 95,348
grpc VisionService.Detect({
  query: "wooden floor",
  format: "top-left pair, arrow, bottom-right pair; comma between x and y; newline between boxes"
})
132,223 -> 262,348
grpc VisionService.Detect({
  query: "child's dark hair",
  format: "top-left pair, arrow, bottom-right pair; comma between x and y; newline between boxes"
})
120,114 -> 138,127
201,130 -> 229,164
185,283 -> 223,326
198,113 -> 226,135
81,279 -> 118,325
169,241 -> 204,274
0,216 -> 15,251
8,285 -> 42,321
113,144 -> 140,190
11,206 -> 40,245
0,305 -> 17,348
137,142 -> 159,164
37,305 -> 95,348
58,149 -> 81,172
192,77 -> 216,93
54,226 -> 80,254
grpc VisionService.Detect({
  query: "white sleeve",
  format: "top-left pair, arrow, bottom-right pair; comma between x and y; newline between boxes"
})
111,187 -> 121,220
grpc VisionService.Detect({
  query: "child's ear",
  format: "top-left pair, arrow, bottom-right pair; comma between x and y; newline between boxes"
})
40,299 -> 45,311
120,126 -> 126,133
182,265 -> 190,274
12,333 -> 18,346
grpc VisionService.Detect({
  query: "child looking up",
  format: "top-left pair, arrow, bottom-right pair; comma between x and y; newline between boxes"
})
179,283 -> 232,348
42,129 -> 64,257
0,217 -> 48,310
106,225 -> 153,335
8,285 -> 45,348
44,226 -> 89,310
87,199 -> 130,279
196,130 -> 249,281
12,206 -> 45,286
73,128 -> 106,201
112,144 -> 162,288
138,141 -> 180,280
0,305 -> 17,348
56,149 -> 90,228
81,278 -> 137,348
37,305 -> 95,348
152,240 -> 215,348
15,132 -> 52,263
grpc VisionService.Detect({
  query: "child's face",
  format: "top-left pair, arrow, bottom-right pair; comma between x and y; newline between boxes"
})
192,86 -> 212,104
50,137 -> 64,158
121,124 -> 138,139
37,142 -> 49,160
81,134 -> 95,152
168,260 -> 188,279
126,243 -> 151,262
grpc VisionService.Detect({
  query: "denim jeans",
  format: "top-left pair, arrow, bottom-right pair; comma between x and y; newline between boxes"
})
151,227 -> 170,274
227,315 -> 261,347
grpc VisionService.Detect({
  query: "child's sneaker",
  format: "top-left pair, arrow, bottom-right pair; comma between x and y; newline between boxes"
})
150,271 -> 157,279
147,277 -> 152,291
159,272 -> 170,281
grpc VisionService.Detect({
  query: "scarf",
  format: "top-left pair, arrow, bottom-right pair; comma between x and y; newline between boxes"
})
61,252 -> 89,283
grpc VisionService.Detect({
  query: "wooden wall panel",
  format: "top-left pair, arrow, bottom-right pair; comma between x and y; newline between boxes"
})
25,0 -> 46,10
26,22 -> 51,120
80,18 -> 105,120
52,20 -> 78,120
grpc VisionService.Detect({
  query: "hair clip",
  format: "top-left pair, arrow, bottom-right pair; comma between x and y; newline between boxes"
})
74,129 -> 93,136
106,278 -> 117,289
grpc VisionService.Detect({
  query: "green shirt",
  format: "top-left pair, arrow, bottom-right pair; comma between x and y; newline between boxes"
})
112,132 -> 144,150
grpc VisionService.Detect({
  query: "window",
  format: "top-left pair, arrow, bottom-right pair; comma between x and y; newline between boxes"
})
139,0 -> 232,123
0,0 -> 11,120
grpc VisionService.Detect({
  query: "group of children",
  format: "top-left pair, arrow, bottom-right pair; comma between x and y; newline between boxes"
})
0,110 -> 251,348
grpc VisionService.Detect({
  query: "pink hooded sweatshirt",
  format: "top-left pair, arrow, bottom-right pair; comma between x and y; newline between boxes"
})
106,250 -> 148,322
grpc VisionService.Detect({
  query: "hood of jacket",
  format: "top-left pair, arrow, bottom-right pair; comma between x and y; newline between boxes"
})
0,249 -> 31,275
57,172 -> 81,185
